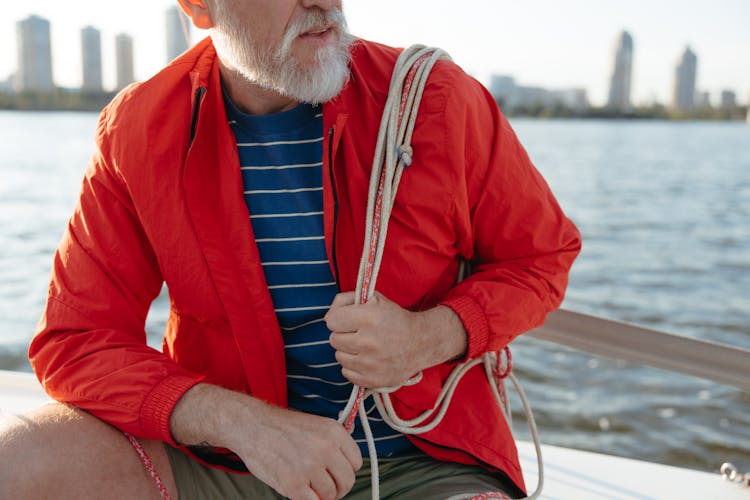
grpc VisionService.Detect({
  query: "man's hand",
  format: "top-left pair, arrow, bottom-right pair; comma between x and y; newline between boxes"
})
171,384 -> 362,500
325,291 -> 468,388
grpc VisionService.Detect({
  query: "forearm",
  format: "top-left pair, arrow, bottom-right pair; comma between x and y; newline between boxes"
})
413,305 -> 468,367
170,383 -> 266,449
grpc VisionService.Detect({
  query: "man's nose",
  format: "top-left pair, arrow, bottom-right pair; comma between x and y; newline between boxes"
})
300,0 -> 341,11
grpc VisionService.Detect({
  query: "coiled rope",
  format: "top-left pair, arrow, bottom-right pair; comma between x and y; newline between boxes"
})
335,45 -> 544,500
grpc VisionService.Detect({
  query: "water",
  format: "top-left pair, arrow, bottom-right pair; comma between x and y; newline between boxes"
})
1,112 -> 748,475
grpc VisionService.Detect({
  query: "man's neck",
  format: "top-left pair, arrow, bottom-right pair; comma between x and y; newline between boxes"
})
219,61 -> 300,115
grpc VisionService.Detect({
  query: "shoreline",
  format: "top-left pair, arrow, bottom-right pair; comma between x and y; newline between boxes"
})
0,92 -> 747,121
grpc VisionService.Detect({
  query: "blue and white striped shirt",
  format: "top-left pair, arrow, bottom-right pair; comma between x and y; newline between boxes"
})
225,95 -> 414,458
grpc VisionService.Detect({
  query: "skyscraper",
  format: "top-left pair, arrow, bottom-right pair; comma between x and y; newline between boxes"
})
15,15 -> 54,92
672,46 -> 697,111
166,5 -> 190,63
81,26 -> 103,93
720,90 -> 737,108
115,33 -> 135,90
607,31 -> 634,111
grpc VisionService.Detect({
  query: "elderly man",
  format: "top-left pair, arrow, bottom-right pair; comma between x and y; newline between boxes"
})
0,1 -> 580,498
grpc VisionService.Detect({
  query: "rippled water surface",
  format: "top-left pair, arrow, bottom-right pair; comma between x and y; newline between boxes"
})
1,112 -> 748,474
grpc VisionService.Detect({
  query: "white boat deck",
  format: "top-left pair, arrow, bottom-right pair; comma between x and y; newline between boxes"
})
1,369 -> 746,499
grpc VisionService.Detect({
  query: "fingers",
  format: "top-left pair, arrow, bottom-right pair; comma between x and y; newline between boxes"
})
283,447 -> 357,500
309,468 -> 338,500
340,436 -> 363,472
325,290 -> 392,332
234,404 -> 362,500
337,351 -> 402,388
329,330 -> 359,355
310,429 -> 361,500
324,293 -> 360,334
340,366 -> 368,387
323,451 -> 358,499
329,291 -> 356,310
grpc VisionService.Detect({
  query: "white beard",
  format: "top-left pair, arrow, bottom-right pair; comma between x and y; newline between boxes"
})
210,6 -> 353,104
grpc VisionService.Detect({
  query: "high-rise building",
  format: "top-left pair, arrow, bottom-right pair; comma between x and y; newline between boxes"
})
166,6 -> 190,63
720,90 -> 737,108
0,76 -> 13,93
15,15 -> 54,92
81,26 -> 103,92
489,75 -> 517,109
696,91 -> 711,108
115,33 -> 135,90
607,31 -> 634,111
672,46 -> 697,111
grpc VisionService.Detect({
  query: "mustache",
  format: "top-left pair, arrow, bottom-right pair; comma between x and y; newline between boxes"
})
277,8 -> 349,56
289,7 -> 347,37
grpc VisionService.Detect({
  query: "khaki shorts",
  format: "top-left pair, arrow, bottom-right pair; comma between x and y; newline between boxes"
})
165,445 -> 521,499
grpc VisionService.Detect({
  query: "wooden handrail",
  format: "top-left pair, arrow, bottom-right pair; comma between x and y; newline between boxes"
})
528,309 -> 750,391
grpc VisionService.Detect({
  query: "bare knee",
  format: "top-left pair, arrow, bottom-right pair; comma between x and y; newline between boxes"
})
0,403 -> 75,468
0,403 -> 176,499
0,404 -> 98,495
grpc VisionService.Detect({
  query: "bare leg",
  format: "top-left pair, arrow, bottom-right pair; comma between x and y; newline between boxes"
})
0,402 -> 178,499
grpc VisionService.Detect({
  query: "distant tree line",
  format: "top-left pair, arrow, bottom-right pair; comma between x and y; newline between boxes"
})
0,90 -> 117,112
495,97 -> 748,121
0,90 -> 747,121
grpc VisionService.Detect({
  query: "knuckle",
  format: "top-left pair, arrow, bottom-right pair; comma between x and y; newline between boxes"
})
340,478 -> 355,497
321,482 -> 337,499
334,350 -> 345,364
282,482 -> 303,499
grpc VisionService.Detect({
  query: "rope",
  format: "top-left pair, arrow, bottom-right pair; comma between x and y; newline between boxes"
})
336,45 -> 545,500
124,432 -> 172,500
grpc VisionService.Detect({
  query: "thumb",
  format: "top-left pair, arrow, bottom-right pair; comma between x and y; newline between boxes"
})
326,291 -> 356,314
323,292 -> 355,321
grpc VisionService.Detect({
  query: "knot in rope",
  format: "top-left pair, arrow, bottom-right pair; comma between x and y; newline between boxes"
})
397,144 -> 413,167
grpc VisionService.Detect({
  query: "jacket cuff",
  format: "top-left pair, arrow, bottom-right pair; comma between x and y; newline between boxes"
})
440,294 -> 490,360
139,373 -> 205,445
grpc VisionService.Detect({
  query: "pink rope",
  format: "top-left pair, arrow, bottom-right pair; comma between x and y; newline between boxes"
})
343,55 -> 428,434
124,432 -> 172,500
470,493 -> 511,499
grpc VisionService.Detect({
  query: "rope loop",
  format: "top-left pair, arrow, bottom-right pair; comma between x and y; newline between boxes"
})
494,347 -> 513,380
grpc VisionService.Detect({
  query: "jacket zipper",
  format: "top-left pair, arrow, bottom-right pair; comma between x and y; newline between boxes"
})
327,126 -> 341,289
189,86 -> 207,144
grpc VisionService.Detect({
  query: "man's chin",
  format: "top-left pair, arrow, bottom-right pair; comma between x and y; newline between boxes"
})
273,53 -> 350,103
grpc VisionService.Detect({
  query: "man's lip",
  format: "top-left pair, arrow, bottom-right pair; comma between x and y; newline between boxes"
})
300,25 -> 332,36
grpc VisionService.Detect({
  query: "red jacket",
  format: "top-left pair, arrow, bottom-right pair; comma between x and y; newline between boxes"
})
30,37 -> 580,493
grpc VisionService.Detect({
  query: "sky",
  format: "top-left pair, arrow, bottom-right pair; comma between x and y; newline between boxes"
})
1,0 -> 748,107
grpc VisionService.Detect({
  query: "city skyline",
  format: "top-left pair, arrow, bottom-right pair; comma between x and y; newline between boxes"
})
1,0 -> 748,106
